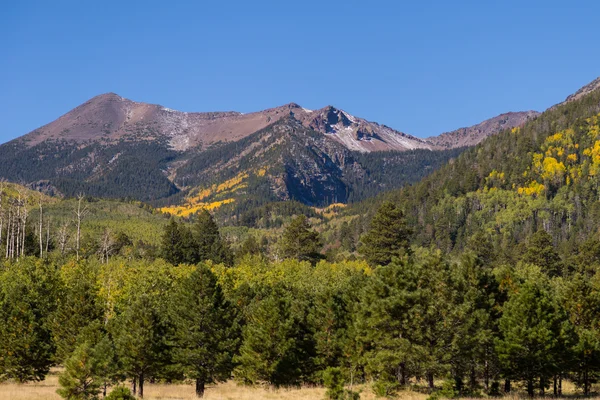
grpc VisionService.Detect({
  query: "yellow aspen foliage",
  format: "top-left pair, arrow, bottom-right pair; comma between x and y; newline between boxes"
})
541,157 -> 566,182
256,168 -> 267,177
517,181 -> 545,197
160,199 -> 235,217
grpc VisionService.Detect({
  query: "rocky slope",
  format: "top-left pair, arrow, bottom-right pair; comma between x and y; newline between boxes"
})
427,111 -> 539,149
0,85 -> 559,209
17,93 -> 434,153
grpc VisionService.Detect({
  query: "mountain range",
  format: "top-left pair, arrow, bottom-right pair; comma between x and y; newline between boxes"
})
0,90 -> 542,214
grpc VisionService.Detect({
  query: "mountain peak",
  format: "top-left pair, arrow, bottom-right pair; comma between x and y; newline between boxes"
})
564,77 -> 600,103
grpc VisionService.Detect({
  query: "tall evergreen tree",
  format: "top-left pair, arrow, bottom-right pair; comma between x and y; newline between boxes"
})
0,258 -> 57,382
495,265 -> 572,397
279,215 -> 324,265
110,294 -> 169,398
169,265 -> 239,397
56,341 -> 102,400
522,230 -> 562,277
234,284 -> 316,386
160,218 -> 184,265
359,201 -> 411,266
193,210 -> 233,266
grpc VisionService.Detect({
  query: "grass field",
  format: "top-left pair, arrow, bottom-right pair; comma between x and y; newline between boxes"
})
0,373 -> 409,400
0,373 -> 591,400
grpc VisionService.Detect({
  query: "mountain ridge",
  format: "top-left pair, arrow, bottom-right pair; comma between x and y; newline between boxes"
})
11,93 -> 534,154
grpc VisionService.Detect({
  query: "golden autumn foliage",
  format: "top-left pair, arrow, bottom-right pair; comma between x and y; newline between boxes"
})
159,168 -> 270,217
517,181 -> 545,197
160,199 -> 235,217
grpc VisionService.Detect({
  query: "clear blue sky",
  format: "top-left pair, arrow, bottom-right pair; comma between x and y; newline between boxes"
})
1,1 -> 599,144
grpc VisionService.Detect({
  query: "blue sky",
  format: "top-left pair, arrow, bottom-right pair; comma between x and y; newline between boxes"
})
1,1 -> 599,143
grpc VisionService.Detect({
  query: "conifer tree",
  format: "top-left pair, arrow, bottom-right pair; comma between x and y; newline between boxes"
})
359,201 -> 411,266
234,284 -> 315,386
495,265 -> 572,397
522,230 -> 562,277
279,215 -> 323,265
57,341 -> 102,400
193,210 -> 232,265
160,218 -> 184,265
169,264 -> 239,397
0,258 -> 57,382
111,294 -> 169,398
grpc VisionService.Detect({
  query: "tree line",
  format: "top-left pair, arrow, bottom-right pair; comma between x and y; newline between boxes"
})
2,201 -> 600,399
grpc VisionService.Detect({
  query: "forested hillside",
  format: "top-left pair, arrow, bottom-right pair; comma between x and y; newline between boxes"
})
331,84 -> 600,263
3,81 -> 600,400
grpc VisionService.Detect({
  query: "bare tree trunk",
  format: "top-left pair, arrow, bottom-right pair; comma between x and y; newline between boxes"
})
21,207 -> 27,257
75,194 -> 88,261
131,377 -> 137,395
5,207 -> 11,259
15,198 -> 21,259
504,379 -> 511,393
46,218 -> 50,255
39,197 -> 43,258
0,182 -> 4,248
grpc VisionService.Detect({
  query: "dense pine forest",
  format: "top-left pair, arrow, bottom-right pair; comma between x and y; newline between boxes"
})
3,87 -> 600,400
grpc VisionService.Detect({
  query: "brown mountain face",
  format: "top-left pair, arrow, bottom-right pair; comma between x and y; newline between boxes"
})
0,89 -> 555,207
17,93 -> 537,154
550,77 -> 600,110
426,111 -> 540,149
17,94 -> 435,153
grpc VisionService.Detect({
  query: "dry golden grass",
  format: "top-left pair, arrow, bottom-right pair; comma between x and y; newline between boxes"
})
0,374 -> 417,400
0,375 -> 595,400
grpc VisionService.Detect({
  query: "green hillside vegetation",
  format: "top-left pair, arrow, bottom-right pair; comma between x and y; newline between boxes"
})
326,88 -> 600,263
4,85 -> 600,400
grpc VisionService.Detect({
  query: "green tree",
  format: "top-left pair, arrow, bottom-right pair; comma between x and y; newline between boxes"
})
522,230 -> 562,277
111,293 -> 169,398
279,215 -> 324,265
0,258 -> 57,382
236,235 -> 263,259
359,201 -> 411,266
559,272 -> 600,395
57,342 -> 102,400
160,218 -> 185,265
105,386 -> 136,400
355,249 -> 456,390
50,260 -> 104,363
169,264 -> 239,397
234,284 -> 315,386
495,265 -> 572,397
193,210 -> 233,265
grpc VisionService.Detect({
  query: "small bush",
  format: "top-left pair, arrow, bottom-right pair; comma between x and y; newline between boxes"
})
106,386 -> 136,400
427,380 -> 458,400
372,379 -> 400,398
323,367 -> 361,400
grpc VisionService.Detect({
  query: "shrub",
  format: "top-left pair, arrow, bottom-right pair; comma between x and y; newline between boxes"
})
106,386 -> 136,400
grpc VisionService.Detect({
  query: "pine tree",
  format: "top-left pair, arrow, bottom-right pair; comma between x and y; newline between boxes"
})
160,218 -> 184,265
234,284 -> 315,386
56,341 -> 102,400
50,261 -> 104,363
355,249 -> 456,390
0,258 -> 57,382
169,264 -> 239,397
111,294 -> 169,398
495,265 -> 572,397
359,201 -> 411,266
522,230 -> 562,277
193,210 -> 232,265
279,215 -> 324,265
